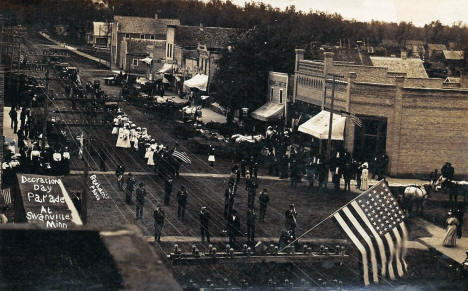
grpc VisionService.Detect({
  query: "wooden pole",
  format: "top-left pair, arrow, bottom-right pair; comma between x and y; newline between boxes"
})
326,75 -> 336,163
42,67 -> 49,149
81,133 -> 88,224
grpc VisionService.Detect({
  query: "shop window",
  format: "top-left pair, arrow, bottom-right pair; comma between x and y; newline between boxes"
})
140,34 -> 145,39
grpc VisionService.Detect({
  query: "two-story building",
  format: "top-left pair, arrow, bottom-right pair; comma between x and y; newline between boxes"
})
87,22 -> 110,49
293,49 -> 468,176
111,15 -> 180,73
165,24 -> 237,92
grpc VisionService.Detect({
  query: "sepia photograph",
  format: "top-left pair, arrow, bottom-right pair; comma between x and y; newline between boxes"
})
0,0 -> 467,289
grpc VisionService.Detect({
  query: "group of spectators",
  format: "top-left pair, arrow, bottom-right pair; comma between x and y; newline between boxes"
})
2,106 -> 71,190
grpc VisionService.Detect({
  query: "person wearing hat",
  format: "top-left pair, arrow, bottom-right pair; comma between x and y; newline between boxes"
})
135,182 -> 147,219
227,209 -> 241,246
125,173 -> 136,204
164,177 -> 173,206
360,162 -> 369,191
153,205 -> 165,243
52,148 -> 62,175
199,206 -> 211,243
258,189 -> 270,223
443,210 -> 459,247
208,144 -> 215,167
62,147 -> 70,175
246,208 -> 256,244
176,186 -> 188,219
117,124 -> 131,148
115,164 -> 125,190
285,204 -> 297,238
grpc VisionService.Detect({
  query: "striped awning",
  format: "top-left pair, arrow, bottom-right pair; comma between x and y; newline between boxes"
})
250,102 -> 284,121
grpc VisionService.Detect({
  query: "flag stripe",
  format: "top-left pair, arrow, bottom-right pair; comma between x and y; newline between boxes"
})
384,233 -> 396,280
334,212 -> 370,286
393,227 -> 404,276
351,201 -> 387,277
343,207 -> 379,283
400,222 -> 409,271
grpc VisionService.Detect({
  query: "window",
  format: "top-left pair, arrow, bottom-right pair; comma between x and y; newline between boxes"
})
271,88 -> 274,99
125,33 -> 130,38
140,34 -> 145,39
150,35 -> 155,40
279,89 -> 283,103
133,59 -> 138,66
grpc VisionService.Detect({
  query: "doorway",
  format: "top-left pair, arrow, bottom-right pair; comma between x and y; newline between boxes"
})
353,116 -> 387,162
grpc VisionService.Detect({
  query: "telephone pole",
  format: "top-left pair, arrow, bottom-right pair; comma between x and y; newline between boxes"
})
42,66 -> 49,149
82,132 -> 88,224
326,74 -> 336,163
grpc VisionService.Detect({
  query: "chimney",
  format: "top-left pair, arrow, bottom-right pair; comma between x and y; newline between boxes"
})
295,49 -> 305,72
401,50 -> 407,59
154,13 -> 158,20
200,23 -> 204,31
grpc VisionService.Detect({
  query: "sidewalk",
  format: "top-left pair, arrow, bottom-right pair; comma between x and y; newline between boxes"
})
414,217 -> 468,264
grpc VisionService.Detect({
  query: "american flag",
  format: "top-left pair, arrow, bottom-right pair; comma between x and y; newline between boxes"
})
333,180 -> 408,286
172,149 -> 191,164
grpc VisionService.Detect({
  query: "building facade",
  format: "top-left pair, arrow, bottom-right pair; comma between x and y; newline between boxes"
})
111,15 -> 180,72
294,49 -> 468,176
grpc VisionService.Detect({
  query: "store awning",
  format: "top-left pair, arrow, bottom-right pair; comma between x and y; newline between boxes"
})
298,110 -> 347,140
158,63 -> 173,74
140,57 -> 152,65
183,74 -> 209,91
251,102 -> 284,121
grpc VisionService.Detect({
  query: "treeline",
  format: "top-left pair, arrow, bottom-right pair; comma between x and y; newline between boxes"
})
3,0 -> 468,47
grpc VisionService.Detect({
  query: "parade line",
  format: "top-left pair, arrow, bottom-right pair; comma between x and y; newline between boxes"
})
69,171 -> 285,180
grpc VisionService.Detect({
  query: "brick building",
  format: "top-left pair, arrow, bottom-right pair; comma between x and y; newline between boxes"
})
293,49 -> 468,176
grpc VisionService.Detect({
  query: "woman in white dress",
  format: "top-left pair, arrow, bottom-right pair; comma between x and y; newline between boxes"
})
134,127 -> 141,151
116,125 -> 131,148
112,116 -> 120,134
147,142 -> 157,166
443,211 -> 459,247
360,162 -> 369,191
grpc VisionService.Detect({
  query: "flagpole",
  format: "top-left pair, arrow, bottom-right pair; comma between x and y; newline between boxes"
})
279,180 -> 385,253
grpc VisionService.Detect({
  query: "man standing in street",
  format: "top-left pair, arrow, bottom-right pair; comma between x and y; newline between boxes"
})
135,183 -> 146,219
227,209 -> 240,246
177,186 -> 188,219
285,204 -> 297,238
115,165 -> 125,190
224,188 -> 230,218
164,178 -> 173,206
247,208 -> 256,244
153,205 -> 165,243
199,206 -> 211,243
258,189 -> 270,222
125,173 -> 136,204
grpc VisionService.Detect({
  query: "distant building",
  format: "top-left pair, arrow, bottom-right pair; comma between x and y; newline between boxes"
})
111,14 -> 180,72
87,22 -> 110,48
293,49 -> 468,176
442,50 -> 465,76
165,24 -> 237,91
427,43 -> 446,59
54,24 -> 68,36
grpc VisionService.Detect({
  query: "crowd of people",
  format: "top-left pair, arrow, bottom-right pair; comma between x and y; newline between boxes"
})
112,111 -> 180,178
2,106 -> 71,190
